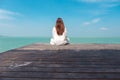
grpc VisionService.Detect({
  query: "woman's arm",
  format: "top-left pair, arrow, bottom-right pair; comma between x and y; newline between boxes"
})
63,27 -> 67,37
52,27 -> 56,39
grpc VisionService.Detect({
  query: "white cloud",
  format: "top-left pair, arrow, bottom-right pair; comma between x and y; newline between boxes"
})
101,4 -> 120,8
77,0 -> 120,16
0,9 -> 22,20
92,18 -> 101,23
0,9 -> 22,28
83,18 -> 101,26
85,9 -> 109,16
80,0 -> 101,3
0,14 -> 15,20
83,22 -> 90,26
0,23 -> 11,27
0,9 -> 20,15
79,0 -> 120,3
79,0 -> 120,8
100,27 -> 108,30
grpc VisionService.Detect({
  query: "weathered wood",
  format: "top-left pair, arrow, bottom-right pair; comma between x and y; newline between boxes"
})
0,78 -> 120,80
0,67 -> 120,72
0,44 -> 120,80
0,72 -> 120,78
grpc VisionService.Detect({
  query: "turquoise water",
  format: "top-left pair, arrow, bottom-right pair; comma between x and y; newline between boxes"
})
70,37 -> 120,44
0,37 -> 120,53
0,37 -> 50,53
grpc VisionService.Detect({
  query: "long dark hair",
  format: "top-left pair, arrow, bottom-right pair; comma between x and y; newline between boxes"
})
55,18 -> 65,35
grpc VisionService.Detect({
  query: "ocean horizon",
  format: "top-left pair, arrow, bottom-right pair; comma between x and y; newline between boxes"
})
0,36 -> 120,53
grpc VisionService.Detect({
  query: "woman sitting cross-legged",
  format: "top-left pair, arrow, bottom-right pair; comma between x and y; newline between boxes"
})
50,18 -> 69,45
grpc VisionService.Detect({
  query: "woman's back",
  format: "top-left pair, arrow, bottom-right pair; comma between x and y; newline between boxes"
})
50,18 -> 69,45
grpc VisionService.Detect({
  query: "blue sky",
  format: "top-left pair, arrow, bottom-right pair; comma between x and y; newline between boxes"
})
0,0 -> 120,37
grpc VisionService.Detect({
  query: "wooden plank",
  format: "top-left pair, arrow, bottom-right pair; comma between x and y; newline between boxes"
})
0,78 -> 119,80
0,64 -> 120,68
1,57 -> 120,62
0,72 -> 120,78
0,67 -> 120,72
1,50 -> 120,57
0,61 -> 120,68
9,58 -> 120,63
1,53 -> 120,61
3,61 -> 120,65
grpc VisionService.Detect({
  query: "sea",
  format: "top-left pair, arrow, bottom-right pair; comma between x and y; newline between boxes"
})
0,36 -> 120,53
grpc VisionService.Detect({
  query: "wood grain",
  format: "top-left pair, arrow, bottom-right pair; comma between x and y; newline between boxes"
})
0,44 -> 120,80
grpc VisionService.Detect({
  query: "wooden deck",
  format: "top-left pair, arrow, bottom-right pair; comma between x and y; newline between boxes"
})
0,44 -> 120,80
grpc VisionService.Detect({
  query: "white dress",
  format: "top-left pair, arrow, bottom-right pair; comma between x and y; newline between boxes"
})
50,27 -> 69,45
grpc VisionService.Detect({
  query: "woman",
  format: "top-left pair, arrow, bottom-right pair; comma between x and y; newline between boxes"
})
50,18 -> 69,45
